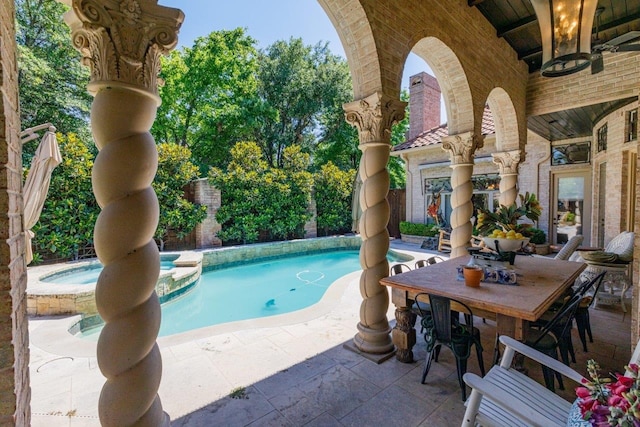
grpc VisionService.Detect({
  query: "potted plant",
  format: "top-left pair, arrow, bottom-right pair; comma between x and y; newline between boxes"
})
528,227 -> 550,255
476,192 -> 542,252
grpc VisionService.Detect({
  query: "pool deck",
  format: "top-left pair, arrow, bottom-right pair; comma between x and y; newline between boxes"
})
27,240 -> 632,426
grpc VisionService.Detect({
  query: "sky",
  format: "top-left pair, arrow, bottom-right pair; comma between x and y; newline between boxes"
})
159,0 -> 432,92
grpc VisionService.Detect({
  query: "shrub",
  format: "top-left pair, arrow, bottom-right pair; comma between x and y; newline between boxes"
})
528,227 -> 547,244
399,221 -> 439,237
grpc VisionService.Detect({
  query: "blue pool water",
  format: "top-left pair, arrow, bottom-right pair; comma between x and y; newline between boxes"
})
79,249 -> 392,338
42,258 -> 177,285
157,250 -> 364,336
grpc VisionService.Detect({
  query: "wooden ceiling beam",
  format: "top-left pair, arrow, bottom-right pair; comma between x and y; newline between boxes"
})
497,15 -> 537,37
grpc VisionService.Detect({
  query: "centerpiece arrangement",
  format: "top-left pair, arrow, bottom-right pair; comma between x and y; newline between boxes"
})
475,192 -> 542,254
574,359 -> 640,426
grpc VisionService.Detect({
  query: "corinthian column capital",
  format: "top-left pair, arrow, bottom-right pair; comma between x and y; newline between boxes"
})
441,131 -> 484,165
344,92 -> 406,144
492,150 -> 521,176
63,0 -> 184,100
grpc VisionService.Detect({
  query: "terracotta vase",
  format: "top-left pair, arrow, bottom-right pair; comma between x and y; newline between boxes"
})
463,266 -> 483,287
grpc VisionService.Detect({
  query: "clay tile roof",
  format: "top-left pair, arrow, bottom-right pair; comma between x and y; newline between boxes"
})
392,105 -> 495,153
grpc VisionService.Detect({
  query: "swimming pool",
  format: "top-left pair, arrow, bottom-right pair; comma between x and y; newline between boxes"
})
78,249 -> 399,338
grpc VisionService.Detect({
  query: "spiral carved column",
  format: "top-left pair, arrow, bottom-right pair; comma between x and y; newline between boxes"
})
344,92 -> 406,355
63,1 -> 183,425
492,150 -> 521,207
442,132 -> 484,259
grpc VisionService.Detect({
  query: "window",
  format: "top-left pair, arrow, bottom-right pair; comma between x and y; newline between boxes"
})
597,123 -> 607,152
626,109 -> 638,142
423,174 -> 500,228
551,142 -> 591,166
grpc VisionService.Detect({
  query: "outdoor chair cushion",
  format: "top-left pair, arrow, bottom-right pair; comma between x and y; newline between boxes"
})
580,251 -> 624,264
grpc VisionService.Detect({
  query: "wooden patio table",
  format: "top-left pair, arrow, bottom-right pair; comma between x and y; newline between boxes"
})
380,255 -> 586,363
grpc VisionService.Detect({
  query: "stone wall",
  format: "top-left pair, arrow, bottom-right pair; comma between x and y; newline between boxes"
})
191,178 -> 221,249
0,0 -> 30,424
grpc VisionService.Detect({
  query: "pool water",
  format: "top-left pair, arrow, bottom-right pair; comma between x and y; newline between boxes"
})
42,259 -> 177,285
79,249 -> 387,338
158,250 -> 363,336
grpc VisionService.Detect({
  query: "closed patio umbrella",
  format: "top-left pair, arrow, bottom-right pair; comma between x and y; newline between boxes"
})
22,127 -> 62,264
351,172 -> 362,233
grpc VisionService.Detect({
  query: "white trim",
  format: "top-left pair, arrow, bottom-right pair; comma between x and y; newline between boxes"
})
417,156 -> 494,170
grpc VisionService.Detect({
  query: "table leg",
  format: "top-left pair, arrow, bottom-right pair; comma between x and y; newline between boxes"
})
495,315 -> 527,371
392,306 -> 416,363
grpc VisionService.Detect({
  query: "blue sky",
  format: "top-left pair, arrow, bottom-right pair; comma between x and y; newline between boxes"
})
160,0 -> 431,91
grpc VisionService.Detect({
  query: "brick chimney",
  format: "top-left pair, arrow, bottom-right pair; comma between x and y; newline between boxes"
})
408,72 -> 441,140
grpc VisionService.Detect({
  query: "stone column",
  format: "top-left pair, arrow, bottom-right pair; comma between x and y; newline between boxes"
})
63,1 -> 183,425
442,132 -> 484,259
344,92 -> 406,356
492,150 -> 521,207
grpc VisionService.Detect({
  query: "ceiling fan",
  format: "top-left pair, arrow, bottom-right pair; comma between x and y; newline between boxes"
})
590,8 -> 640,74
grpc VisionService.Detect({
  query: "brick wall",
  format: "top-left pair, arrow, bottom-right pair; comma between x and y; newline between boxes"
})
408,72 -> 441,140
0,0 -> 30,424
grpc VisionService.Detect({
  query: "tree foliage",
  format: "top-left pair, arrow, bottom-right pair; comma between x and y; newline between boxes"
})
153,143 -> 208,250
209,141 -> 313,244
256,38 -> 353,168
152,29 -> 264,172
16,0 -> 92,148
31,133 -> 99,260
314,162 -> 356,236
388,89 -> 410,189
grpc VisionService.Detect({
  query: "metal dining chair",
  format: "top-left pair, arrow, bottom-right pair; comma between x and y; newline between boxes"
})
414,256 -> 445,269
416,293 -> 485,401
389,263 -> 411,276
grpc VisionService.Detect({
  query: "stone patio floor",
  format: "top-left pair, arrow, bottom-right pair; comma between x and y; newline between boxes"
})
28,240 -> 632,426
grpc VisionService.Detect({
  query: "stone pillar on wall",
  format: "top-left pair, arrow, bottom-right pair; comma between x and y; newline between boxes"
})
191,178 -> 221,248
304,198 -> 317,238
492,150 -> 521,207
344,92 -> 406,357
64,1 -> 183,425
0,1 -> 31,424
442,132 -> 484,259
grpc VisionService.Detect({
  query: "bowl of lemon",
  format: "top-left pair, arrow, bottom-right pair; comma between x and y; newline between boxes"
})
482,230 -> 530,252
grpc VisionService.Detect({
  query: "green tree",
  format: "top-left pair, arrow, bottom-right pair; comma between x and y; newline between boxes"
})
388,89 -> 410,189
16,0 -> 92,148
256,38 -> 352,168
32,133 -> 99,260
209,141 -> 312,245
152,29 -> 264,172
314,162 -> 356,236
153,142 -> 208,250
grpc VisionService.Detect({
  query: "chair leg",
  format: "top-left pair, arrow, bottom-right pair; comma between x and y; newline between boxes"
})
475,342 -> 485,376
492,334 -> 501,366
566,333 -> 576,364
434,345 -> 442,362
575,309 -> 589,352
456,356 -> 469,401
585,310 -> 593,343
541,364 -> 556,392
422,346 -> 436,384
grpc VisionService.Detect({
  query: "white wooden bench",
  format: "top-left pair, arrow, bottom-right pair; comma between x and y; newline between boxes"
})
461,335 -> 640,427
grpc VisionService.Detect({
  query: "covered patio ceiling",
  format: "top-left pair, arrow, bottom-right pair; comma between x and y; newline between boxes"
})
469,0 -> 640,141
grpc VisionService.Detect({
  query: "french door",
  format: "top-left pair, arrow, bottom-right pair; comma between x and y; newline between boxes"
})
551,170 -> 591,247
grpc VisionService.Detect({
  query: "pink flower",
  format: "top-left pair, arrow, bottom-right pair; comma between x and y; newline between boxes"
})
576,386 -> 592,399
615,374 -> 635,389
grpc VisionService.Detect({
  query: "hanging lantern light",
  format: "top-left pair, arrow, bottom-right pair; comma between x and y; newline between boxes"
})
531,0 -> 599,77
